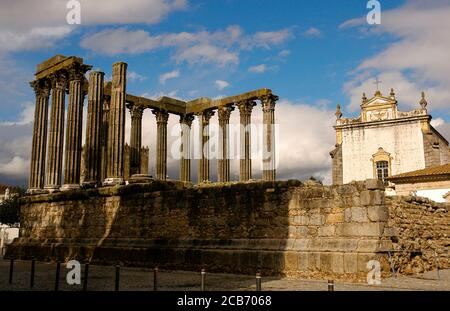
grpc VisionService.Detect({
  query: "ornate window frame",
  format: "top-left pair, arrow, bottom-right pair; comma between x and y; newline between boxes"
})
371,147 -> 393,183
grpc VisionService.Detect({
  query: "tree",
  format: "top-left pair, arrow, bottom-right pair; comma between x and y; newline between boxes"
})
0,188 -> 25,227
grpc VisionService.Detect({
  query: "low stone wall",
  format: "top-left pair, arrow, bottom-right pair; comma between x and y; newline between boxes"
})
387,196 -> 450,274
6,179 -> 398,278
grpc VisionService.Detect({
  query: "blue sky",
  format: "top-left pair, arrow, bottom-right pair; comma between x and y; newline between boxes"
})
1,0 -> 450,186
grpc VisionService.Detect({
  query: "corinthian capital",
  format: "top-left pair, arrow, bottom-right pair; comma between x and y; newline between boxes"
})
218,105 -> 234,123
127,103 -> 144,119
51,71 -> 68,90
30,78 -> 51,98
152,109 -> 169,124
180,114 -> 195,127
237,100 -> 256,115
260,94 -> 278,113
198,109 -> 215,124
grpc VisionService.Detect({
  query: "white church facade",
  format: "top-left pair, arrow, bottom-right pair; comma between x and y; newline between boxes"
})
330,89 -> 450,190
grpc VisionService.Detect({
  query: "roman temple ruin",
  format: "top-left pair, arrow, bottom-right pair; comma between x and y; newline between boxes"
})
27,55 -> 279,193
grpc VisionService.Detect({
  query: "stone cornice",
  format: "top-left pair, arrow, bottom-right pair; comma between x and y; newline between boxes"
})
334,115 -> 431,130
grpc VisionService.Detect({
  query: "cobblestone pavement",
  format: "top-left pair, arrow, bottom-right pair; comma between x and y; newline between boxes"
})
0,259 -> 448,291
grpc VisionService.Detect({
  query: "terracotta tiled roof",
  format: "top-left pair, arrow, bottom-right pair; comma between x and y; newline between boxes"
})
387,163 -> 450,181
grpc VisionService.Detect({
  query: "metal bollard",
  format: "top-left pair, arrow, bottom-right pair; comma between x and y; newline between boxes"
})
30,259 -> 36,289
201,268 -> 206,291
83,263 -> 89,291
115,265 -> 120,291
435,252 -> 440,280
54,262 -> 61,291
256,272 -> 262,291
153,267 -> 158,291
328,280 -> 334,292
8,259 -> 14,284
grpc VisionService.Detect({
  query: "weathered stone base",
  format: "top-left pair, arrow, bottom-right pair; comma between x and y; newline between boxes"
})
103,177 -> 124,186
5,238 -> 389,276
60,184 -> 80,191
10,179 -> 441,278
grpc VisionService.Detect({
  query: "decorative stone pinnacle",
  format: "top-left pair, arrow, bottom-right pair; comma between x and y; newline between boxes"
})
390,88 -> 396,99
362,93 -> 368,104
420,91 -> 428,109
335,104 -> 342,120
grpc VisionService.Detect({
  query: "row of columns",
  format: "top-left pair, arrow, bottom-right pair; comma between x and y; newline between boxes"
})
28,63 -> 91,193
125,95 -> 278,184
28,59 -> 277,192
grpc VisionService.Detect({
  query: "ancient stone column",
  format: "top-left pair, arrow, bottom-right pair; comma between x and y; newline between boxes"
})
237,100 -> 256,182
28,79 -> 51,192
261,94 -> 278,181
100,95 -> 111,182
153,109 -> 169,180
217,105 -> 234,183
198,110 -> 215,183
83,71 -> 104,186
62,66 -> 89,190
105,62 -> 127,185
128,103 -> 144,176
180,114 -> 194,182
45,71 -> 68,191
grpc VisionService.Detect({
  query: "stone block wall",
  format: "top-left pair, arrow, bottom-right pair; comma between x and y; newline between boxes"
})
387,196 -> 449,274
4,179 -> 410,278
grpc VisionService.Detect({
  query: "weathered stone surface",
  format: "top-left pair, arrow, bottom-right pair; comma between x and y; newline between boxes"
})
367,206 -> 389,222
9,180 -> 448,278
350,207 -> 369,222
365,179 -> 385,190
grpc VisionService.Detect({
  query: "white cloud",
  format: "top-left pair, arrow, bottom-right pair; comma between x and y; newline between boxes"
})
81,26 -> 293,65
81,28 -> 159,55
127,71 -> 147,82
431,118 -> 445,128
342,0 -> 450,111
0,0 -> 186,54
175,43 -> 239,65
214,80 -> 229,90
159,70 -> 180,85
303,27 -> 321,37
0,156 -> 29,177
248,64 -> 267,74
274,100 -> 335,183
0,102 -> 34,126
143,90 -> 180,100
0,26 -> 72,53
0,0 -> 187,29
278,49 -> 291,57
